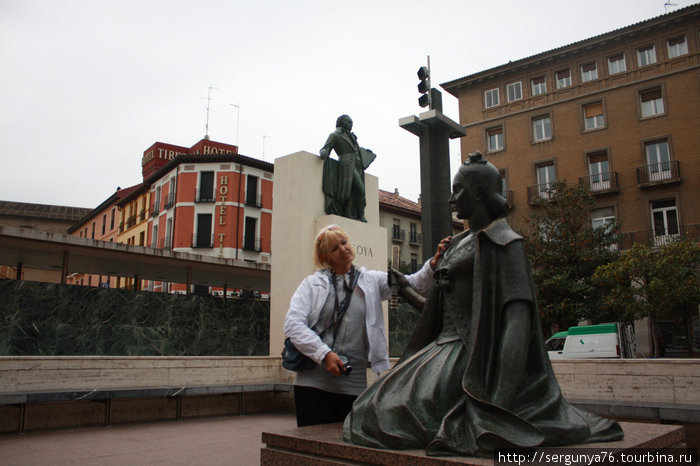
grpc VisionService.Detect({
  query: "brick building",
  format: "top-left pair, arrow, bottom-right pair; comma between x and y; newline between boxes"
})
441,4 -> 700,247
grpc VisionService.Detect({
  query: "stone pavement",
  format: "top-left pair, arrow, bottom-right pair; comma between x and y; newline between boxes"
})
0,412 -> 297,466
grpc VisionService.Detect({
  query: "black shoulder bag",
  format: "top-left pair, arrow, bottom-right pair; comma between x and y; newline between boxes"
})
282,267 -> 358,372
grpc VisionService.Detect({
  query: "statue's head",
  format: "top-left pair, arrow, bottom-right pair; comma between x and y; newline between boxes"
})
450,151 -> 509,220
336,114 -> 353,131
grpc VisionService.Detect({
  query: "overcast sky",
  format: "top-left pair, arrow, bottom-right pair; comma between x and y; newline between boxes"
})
1,0 -> 695,208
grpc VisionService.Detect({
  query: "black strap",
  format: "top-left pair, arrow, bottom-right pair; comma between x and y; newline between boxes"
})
331,266 -> 358,342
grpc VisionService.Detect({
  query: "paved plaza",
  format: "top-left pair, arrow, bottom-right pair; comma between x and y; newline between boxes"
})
0,412 -> 297,466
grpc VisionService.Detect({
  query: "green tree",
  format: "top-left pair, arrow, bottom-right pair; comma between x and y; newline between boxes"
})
524,181 -> 620,333
593,240 -> 699,357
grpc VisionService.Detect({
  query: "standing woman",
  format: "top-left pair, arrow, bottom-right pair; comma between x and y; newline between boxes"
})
283,224 -> 446,426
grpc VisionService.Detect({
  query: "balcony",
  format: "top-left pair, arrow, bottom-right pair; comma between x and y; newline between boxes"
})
195,189 -> 215,203
164,195 -> 175,210
244,193 -> 262,208
150,208 -> 159,218
618,224 -> 699,250
159,236 -> 172,251
138,210 -> 146,221
243,237 -> 261,252
191,235 -> 212,248
409,231 -> 422,245
527,182 -> 557,206
579,172 -> 620,195
636,161 -> 681,188
392,227 -> 405,242
118,222 -> 125,233
126,216 -> 136,228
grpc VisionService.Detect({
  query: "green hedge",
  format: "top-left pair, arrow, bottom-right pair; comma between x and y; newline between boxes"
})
0,279 -> 269,356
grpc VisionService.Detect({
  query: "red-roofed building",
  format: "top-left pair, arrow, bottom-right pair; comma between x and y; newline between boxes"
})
379,189 -> 463,272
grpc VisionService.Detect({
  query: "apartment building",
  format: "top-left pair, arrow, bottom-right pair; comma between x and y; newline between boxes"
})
441,4 -> 700,248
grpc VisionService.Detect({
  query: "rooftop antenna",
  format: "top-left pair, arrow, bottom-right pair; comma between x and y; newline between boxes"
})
664,1 -> 677,11
204,85 -> 219,140
262,135 -> 271,161
229,103 -> 240,147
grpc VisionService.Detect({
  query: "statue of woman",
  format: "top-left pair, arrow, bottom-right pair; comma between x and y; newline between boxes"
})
343,152 -> 623,457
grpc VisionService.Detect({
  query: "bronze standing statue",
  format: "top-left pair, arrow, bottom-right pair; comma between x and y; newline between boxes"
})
343,152 -> 623,457
319,115 -> 376,222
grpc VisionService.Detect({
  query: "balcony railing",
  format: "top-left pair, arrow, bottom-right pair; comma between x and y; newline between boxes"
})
245,193 -> 262,208
118,222 -> 125,233
138,210 -> 146,221
392,227 -> 405,242
195,189 -> 215,203
159,236 -> 172,250
409,231 -> 422,244
164,195 -> 175,210
636,160 -> 681,187
579,172 -> 620,194
502,190 -> 514,209
618,224 -> 699,250
527,182 -> 557,205
126,216 -> 136,228
243,237 -> 261,252
192,235 -> 212,248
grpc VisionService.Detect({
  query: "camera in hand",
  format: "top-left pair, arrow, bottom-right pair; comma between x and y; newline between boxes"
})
338,355 -> 352,376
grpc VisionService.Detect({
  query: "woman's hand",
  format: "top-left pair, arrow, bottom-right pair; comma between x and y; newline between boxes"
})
430,236 -> 452,270
323,351 -> 346,377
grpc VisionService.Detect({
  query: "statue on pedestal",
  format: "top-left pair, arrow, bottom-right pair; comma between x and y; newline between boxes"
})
319,115 -> 376,222
343,152 -> 623,457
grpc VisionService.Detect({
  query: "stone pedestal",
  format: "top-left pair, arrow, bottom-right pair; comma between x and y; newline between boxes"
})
261,422 -> 686,465
269,151 -> 387,358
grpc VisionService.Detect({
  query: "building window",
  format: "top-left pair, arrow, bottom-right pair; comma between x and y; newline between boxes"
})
499,169 -> 509,201
507,81 -> 522,101
151,225 -> 158,248
102,214 -> 106,235
167,176 -> 176,208
637,44 -> 657,66
532,116 -> 552,142
645,139 -> 672,182
487,126 -> 504,152
194,214 -> 212,248
531,76 -> 546,96
640,87 -> 664,118
591,207 -> 615,231
555,69 -> 571,89
164,218 -> 172,250
651,199 -> 679,246
110,208 -> 115,230
484,88 -> 499,108
244,216 -> 258,251
91,221 -> 95,239
198,171 -> 215,202
154,186 -> 161,213
410,253 -> 418,273
580,62 -> 598,82
607,53 -> 626,74
409,223 -> 419,243
536,162 -> 556,197
667,36 -> 688,58
246,174 -> 260,207
583,101 -> 605,130
587,151 -> 611,191
392,218 -> 403,241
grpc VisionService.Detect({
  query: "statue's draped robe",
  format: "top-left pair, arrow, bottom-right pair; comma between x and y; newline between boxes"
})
343,218 -> 623,456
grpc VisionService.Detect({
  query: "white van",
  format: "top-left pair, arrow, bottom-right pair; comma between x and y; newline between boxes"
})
546,323 -> 635,359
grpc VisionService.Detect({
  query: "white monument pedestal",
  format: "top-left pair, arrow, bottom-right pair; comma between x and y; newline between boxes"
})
269,151 -> 387,357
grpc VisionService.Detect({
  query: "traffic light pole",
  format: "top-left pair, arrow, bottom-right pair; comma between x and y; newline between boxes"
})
400,89 -> 466,263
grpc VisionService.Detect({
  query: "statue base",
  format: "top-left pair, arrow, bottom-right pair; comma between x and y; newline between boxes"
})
261,422 -> 686,465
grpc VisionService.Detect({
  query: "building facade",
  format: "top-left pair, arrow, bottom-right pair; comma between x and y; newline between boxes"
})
442,4 -> 700,247
379,189 -> 464,273
441,5 -> 700,355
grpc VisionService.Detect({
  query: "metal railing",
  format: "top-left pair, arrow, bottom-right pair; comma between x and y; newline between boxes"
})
392,227 -> 405,242
243,237 -> 261,252
527,182 -> 557,205
579,172 -> 620,194
244,193 -> 262,208
618,224 -> 699,250
191,235 -> 212,248
195,189 -> 215,203
636,160 -> 681,186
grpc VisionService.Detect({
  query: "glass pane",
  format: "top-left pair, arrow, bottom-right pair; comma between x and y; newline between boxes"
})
653,211 -> 666,236
667,209 -> 679,235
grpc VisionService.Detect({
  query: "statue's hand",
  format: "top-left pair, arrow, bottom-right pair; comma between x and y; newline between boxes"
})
390,268 -> 425,310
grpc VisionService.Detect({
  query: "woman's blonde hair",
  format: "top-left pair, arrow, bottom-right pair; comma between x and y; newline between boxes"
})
312,224 -> 355,270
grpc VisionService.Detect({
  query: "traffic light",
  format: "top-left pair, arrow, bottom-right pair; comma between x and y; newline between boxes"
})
417,66 -> 430,108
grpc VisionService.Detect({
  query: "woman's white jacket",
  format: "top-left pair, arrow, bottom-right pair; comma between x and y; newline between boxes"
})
283,260 -> 434,373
